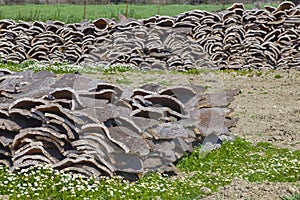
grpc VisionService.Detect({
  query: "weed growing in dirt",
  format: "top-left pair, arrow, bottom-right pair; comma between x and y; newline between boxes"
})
103,65 -> 133,75
256,71 -> 263,77
275,74 -> 283,79
0,138 -> 298,200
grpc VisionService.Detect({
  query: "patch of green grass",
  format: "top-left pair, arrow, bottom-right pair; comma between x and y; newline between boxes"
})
238,69 -> 253,76
0,61 -> 128,74
0,61 -> 83,74
0,138 -> 298,199
116,76 -> 133,85
177,138 -> 299,185
0,165 -> 202,200
177,68 -> 220,75
275,74 -> 283,79
281,193 -> 300,200
103,65 -> 133,75
0,61 -> 139,75
0,4 -> 279,23
223,69 -> 271,78
256,71 -> 263,77
0,61 -> 221,76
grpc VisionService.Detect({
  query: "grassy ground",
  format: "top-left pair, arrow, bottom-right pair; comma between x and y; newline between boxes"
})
0,138 -> 298,200
0,3 -> 278,23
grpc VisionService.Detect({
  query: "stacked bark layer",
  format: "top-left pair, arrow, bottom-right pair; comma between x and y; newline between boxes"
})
0,69 -> 239,179
0,2 -> 300,70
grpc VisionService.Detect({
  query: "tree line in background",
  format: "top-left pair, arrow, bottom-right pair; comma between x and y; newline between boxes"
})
0,0 -> 296,5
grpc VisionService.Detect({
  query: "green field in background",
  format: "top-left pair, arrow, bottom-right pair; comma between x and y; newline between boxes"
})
0,3 -> 278,23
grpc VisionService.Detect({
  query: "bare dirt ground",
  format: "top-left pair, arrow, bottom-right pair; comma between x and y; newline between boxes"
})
201,178 -> 300,200
225,70 -> 300,151
87,69 -> 300,200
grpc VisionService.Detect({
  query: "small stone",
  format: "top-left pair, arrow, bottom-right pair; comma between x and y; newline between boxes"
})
0,195 -> 9,200
272,136 -> 283,141
200,186 -> 212,194
263,186 -> 271,191
252,186 -> 258,190
240,186 -> 247,192
287,186 -> 296,194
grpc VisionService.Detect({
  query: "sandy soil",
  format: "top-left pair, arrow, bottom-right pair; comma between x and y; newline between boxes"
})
86,69 -> 300,199
225,70 -> 300,151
